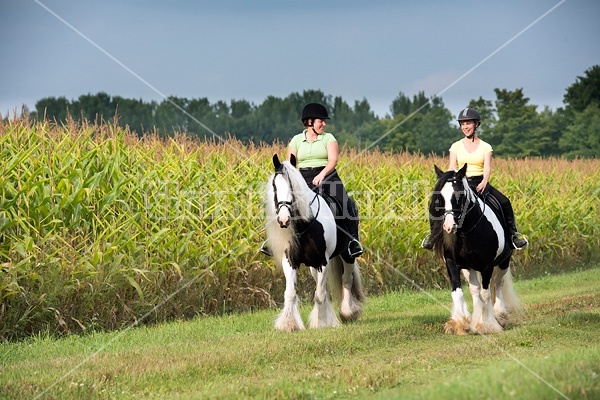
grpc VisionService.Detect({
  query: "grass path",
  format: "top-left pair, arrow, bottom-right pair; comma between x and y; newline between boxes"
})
1,267 -> 599,399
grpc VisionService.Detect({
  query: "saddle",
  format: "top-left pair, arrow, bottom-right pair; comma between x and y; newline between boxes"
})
317,189 -> 343,218
478,192 -> 504,222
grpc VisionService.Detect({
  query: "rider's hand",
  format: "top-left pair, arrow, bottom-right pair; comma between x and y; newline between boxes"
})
312,174 -> 323,186
476,181 -> 487,193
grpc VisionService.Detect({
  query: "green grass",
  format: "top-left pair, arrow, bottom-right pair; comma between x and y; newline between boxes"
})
1,266 -> 598,399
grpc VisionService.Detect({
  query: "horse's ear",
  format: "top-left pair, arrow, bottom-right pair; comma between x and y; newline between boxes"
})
434,164 -> 444,178
273,154 -> 281,170
456,163 -> 468,179
290,154 -> 297,168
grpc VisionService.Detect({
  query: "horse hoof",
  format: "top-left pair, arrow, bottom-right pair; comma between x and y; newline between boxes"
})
444,318 -> 470,335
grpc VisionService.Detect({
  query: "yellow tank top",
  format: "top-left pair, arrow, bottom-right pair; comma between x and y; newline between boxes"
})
449,139 -> 493,177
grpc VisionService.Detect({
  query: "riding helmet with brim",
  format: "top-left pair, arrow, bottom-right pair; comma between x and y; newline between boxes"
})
301,103 -> 330,121
457,107 -> 480,122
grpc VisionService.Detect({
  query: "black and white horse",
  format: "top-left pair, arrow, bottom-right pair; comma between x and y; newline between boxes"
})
428,164 -> 520,334
265,154 -> 364,331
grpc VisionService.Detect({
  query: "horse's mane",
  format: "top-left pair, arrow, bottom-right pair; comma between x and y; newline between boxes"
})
265,160 -> 315,261
265,161 -> 313,223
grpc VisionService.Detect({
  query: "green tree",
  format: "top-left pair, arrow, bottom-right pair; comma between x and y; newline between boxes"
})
35,96 -> 70,123
154,97 -> 190,137
564,65 -> 600,112
559,104 -> 600,158
390,91 -> 429,117
71,92 -> 114,123
113,96 -> 154,136
491,88 -> 541,157
415,97 -> 454,155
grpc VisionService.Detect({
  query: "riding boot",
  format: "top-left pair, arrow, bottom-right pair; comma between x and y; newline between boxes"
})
421,235 -> 434,251
421,219 -> 435,250
346,200 -> 363,257
502,205 -> 528,250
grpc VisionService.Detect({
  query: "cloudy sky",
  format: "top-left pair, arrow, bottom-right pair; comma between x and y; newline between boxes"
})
2,0 -> 599,120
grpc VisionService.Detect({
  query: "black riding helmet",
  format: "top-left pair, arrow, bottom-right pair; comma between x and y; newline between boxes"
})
301,103 -> 330,122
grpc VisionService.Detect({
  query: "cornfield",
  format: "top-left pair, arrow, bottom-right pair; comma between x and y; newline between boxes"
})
0,117 -> 598,340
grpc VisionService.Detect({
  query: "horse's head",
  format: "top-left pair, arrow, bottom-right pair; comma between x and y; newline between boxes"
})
431,163 -> 471,235
271,154 -> 294,228
268,154 -> 313,229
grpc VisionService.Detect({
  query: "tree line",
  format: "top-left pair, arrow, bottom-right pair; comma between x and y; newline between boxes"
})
24,65 -> 600,158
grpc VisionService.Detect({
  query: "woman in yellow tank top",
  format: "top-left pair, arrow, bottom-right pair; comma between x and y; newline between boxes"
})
422,108 -> 528,250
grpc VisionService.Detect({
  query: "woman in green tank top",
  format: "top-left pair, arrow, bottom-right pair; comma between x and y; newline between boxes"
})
261,103 -> 363,258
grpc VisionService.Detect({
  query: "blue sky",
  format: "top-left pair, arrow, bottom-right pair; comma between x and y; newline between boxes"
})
2,0 -> 599,119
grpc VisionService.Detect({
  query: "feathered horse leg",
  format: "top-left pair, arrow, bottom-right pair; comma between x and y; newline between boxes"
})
274,257 -> 305,332
333,257 -> 364,322
308,264 -> 340,329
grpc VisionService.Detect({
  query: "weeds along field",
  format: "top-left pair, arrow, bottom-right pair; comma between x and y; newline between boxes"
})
0,118 -> 598,340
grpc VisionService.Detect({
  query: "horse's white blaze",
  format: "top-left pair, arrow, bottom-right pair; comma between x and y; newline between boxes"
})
440,182 -> 456,232
273,174 -> 292,226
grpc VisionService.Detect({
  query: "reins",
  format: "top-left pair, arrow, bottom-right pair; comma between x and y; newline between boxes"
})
459,187 -> 486,236
443,176 -> 486,236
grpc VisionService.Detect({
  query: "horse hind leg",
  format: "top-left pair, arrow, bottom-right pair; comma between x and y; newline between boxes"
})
274,260 -> 305,332
308,265 -> 340,329
492,265 -> 521,328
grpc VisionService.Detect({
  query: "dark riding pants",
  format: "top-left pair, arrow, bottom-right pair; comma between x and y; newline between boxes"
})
299,168 -> 360,240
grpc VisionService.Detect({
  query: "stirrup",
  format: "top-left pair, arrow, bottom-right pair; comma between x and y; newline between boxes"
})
348,240 -> 363,257
511,234 -> 529,250
259,241 -> 273,257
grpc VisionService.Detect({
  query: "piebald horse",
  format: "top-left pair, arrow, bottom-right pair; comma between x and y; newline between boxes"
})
428,164 -> 520,334
265,154 -> 364,331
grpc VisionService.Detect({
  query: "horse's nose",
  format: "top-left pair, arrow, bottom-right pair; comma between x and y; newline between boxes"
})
443,214 -> 456,234
277,216 -> 289,228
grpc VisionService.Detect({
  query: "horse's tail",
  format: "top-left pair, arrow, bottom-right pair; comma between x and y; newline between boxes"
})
503,268 -> 522,315
328,257 -> 365,305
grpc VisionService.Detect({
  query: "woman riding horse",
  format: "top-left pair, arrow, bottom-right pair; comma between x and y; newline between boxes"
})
422,107 -> 528,251
261,103 -> 363,258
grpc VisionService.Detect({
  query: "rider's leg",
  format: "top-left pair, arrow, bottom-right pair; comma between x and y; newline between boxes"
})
346,198 -> 363,257
421,218 -> 435,250
489,185 -> 528,250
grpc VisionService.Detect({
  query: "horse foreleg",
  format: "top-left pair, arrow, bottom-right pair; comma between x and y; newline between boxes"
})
444,260 -> 470,335
339,259 -> 364,322
274,258 -> 305,332
308,265 -> 340,329
470,268 -> 503,334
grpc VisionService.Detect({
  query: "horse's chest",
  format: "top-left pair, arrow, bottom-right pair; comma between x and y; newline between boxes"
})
288,220 -> 329,271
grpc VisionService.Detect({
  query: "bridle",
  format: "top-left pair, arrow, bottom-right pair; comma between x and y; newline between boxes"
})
272,170 -> 295,216
272,169 -> 320,234
443,176 -> 485,236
